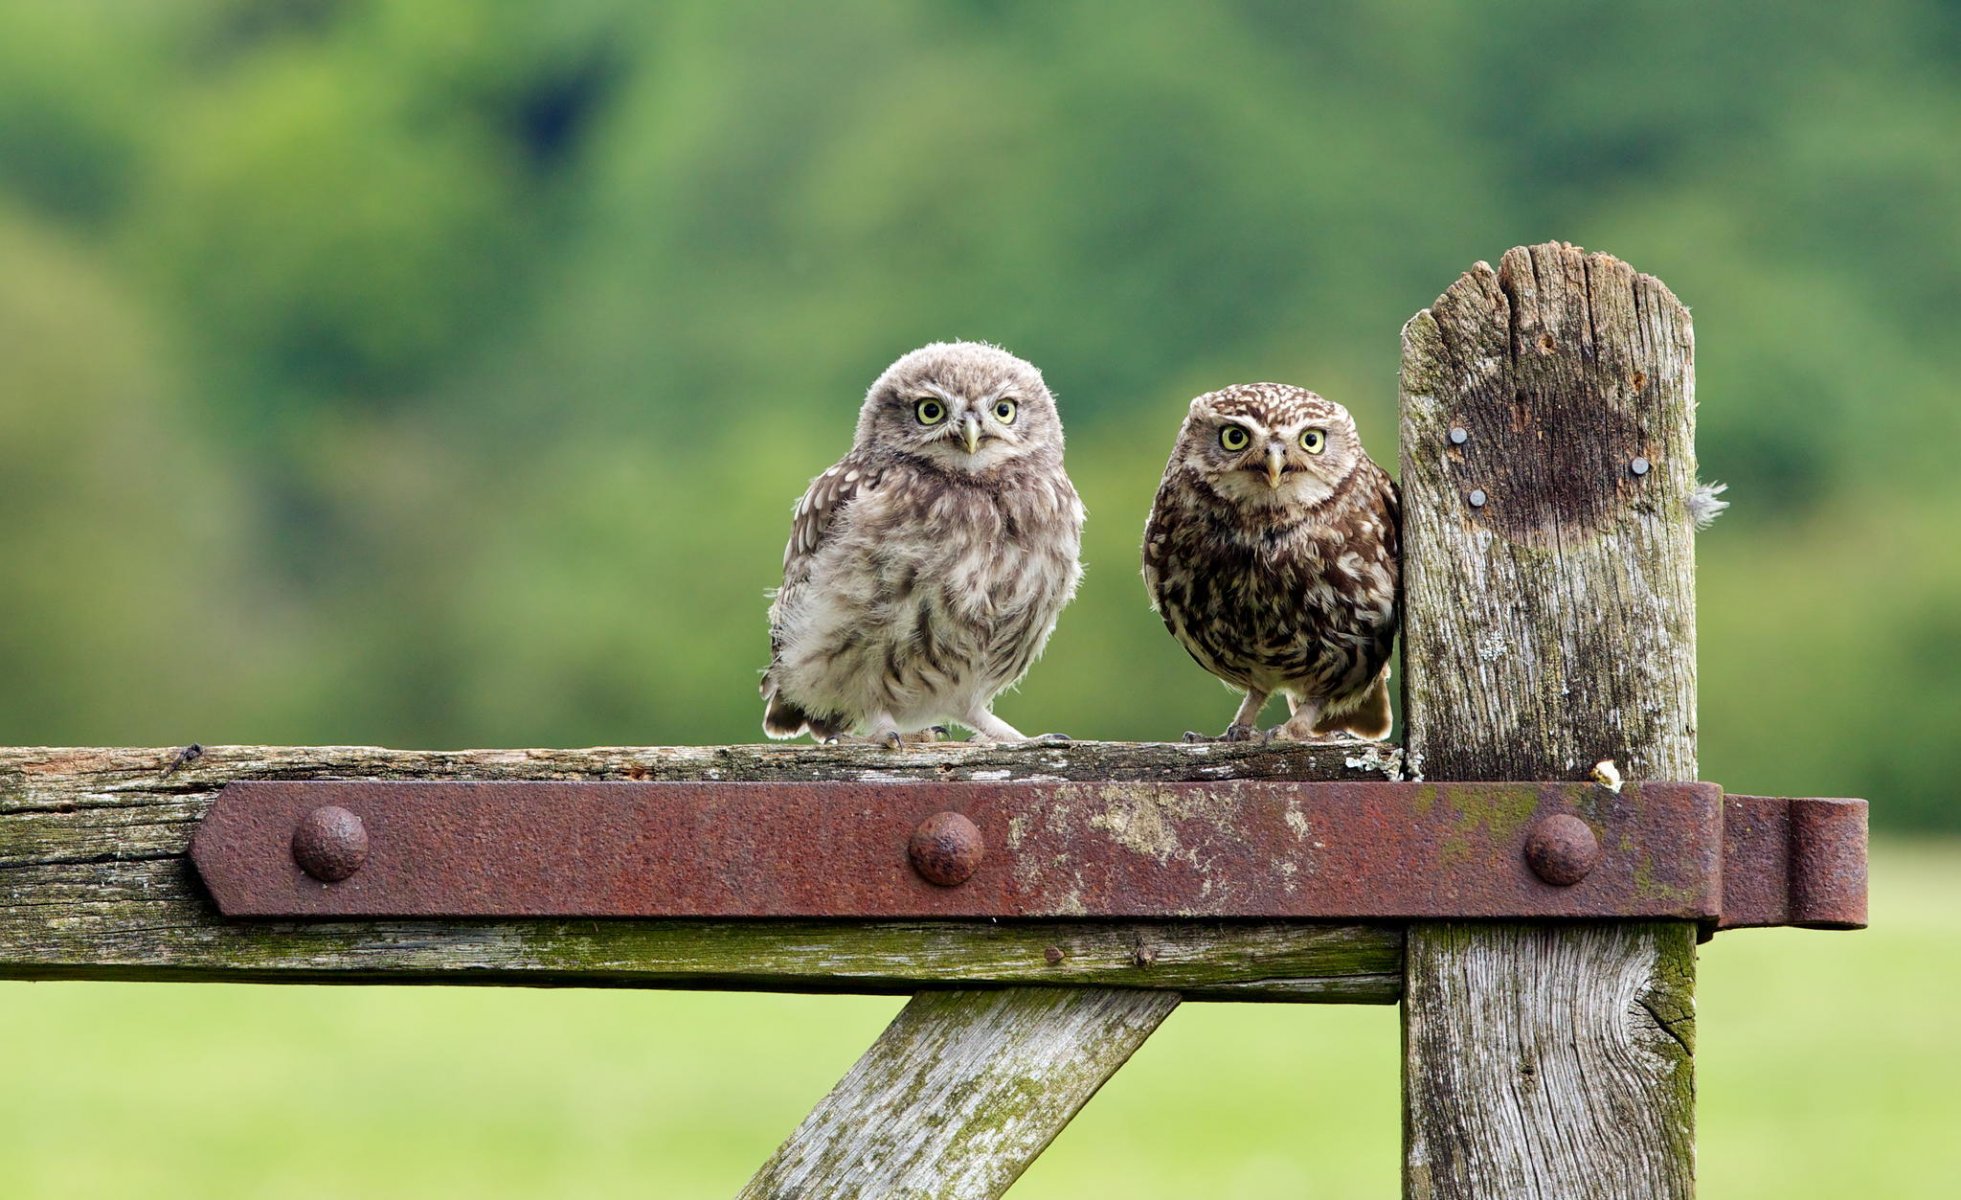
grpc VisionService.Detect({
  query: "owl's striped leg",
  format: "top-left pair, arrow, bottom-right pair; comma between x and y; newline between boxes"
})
1183,688 -> 1268,743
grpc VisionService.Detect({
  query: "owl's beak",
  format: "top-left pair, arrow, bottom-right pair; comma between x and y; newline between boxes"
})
960,413 -> 982,454
1264,445 -> 1287,489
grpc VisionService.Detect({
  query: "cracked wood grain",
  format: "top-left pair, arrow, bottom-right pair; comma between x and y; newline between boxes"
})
1399,243 -> 1698,1199
0,741 -> 1401,999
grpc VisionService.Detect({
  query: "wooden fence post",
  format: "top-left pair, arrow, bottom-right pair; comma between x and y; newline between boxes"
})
1399,243 -> 1699,1198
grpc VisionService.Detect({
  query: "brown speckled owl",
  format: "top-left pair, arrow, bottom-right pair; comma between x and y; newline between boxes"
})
1142,383 -> 1399,742
761,342 -> 1084,746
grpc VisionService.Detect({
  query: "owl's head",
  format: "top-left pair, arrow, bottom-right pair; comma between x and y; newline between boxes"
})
856,342 -> 1062,473
1173,383 -> 1365,511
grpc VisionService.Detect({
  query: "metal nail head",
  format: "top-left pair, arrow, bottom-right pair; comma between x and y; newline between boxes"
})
292,805 -> 368,883
1630,456 -> 1651,477
1449,426 -> 1468,446
1468,488 -> 1488,508
1525,814 -> 1600,887
909,811 -> 985,886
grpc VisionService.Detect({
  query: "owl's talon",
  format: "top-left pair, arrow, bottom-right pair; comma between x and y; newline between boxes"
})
1027,732 -> 1072,745
1182,725 -> 1255,744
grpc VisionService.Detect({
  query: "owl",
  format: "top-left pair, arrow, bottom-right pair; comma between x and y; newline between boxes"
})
761,342 -> 1085,746
1141,383 -> 1399,742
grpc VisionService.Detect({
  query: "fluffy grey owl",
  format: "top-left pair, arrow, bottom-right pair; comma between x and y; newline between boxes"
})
1142,383 -> 1399,742
762,342 -> 1084,745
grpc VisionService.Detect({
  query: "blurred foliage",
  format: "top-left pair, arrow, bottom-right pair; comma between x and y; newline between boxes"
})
0,0 -> 1955,825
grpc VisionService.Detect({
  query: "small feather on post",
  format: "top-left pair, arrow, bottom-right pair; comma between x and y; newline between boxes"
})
1688,480 -> 1729,529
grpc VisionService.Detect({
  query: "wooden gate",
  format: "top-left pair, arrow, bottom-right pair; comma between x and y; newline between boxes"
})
0,243 -> 1865,1198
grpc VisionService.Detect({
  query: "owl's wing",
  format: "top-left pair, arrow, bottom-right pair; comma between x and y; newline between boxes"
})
781,448 -> 886,584
1139,475 -> 1179,610
763,449 -> 887,708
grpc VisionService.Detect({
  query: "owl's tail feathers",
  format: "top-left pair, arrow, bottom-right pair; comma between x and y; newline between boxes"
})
1313,667 -> 1393,741
762,687 -> 850,742
762,688 -> 812,739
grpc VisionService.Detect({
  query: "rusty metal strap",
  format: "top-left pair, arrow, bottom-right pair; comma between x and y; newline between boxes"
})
188,780 -> 1866,929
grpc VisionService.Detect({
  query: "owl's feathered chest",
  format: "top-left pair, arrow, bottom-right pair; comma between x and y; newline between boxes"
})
1152,506 -> 1359,629
769,453 -> 1084,726
1144,464 -> 1398,695
854,463 -> 1081,610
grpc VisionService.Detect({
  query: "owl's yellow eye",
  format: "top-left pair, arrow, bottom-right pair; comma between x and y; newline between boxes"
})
1219,426 -> 1250,451
915,398 -> 947,425
993,398 -> 1018,424
1300,428 -> 1327,454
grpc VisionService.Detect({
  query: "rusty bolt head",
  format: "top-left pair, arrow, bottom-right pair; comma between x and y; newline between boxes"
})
1525,814 -> 1600,886
293,806 -> 368,883
1044,945 -> 1065,965
909,811 -> 984,886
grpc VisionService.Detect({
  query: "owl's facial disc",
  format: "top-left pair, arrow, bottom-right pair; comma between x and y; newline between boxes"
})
859,343 -> 1054,476
1191,422 -> 1343,509
1174,386 -> 1357,512
905,391 -> 1033,473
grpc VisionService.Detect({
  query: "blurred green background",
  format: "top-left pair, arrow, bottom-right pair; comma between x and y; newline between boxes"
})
1,1 -> 1955,1196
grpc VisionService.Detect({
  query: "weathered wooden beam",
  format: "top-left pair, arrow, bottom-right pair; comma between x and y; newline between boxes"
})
0,742 -> 1403,1000
740,987 -> 1178,1199
1399,242 -> 1699,1198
